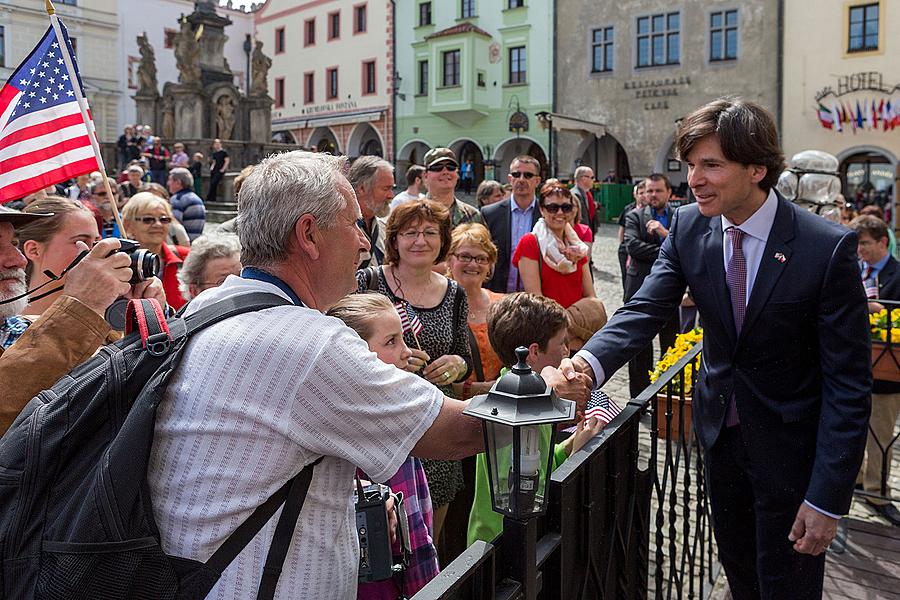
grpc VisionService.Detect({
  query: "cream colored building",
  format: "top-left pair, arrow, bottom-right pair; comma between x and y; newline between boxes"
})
783,0 -> 898,223
254,0 -> 392,159
0,0 -> 120,142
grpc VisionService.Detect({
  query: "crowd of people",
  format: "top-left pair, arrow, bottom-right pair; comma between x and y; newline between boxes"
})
0,97 -> 896,599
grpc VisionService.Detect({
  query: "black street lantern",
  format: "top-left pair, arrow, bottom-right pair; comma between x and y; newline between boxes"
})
464,347 -> 576,520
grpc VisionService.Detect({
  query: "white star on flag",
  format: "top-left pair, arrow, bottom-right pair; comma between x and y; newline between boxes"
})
52,94 -> 58,100
19,79 -> 28,86
39,97 -> 47,103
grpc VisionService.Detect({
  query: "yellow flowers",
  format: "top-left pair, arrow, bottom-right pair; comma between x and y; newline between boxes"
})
649,328 -> 703,396
869,309 -> 900,342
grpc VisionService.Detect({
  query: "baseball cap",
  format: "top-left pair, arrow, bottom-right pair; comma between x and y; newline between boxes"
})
423,147 -> 459,169
0,204 -> 52,226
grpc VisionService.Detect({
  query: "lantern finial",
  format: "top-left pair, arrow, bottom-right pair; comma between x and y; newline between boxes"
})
512,346 -> 530,374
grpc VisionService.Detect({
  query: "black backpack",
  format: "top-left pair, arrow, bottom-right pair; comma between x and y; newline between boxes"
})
0,293 -> 320,599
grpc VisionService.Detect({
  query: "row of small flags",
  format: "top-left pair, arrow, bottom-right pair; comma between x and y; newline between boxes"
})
817,98 -> 900,132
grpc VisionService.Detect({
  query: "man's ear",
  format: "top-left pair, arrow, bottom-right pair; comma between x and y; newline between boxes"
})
748,164 -> 767,185
527,342 -> 541,365
21,239 -> 41,263
292,214 -> 320,261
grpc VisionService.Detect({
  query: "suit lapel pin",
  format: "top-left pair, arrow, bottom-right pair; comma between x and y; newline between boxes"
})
774,252 -> 786,263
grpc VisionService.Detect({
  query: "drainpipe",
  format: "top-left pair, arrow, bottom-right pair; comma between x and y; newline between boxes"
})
390,0 -> 397,170
776,0 -> 784,136
550,0 -> 557,177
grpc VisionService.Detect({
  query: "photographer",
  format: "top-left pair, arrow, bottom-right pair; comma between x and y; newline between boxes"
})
0,205 -> 165,434
145,150 -> 592,599
122,192 -> 190,310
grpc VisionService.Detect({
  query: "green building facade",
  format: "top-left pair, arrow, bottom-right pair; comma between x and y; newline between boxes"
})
394,0 -> 554,184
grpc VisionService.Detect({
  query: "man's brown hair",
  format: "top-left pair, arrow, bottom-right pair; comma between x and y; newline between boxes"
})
647,173 -> 672,190
384,200 -> 452,266
848,214 -> 889,242
487,292 -> 568,367
509,155 -> 541,173
675,97 -> 784,192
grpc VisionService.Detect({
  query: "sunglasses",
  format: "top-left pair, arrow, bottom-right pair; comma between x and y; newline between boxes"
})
542,203 -> 574,214
427,163 -> 458,173
137,216 -> 173,225
510,171 -> 538,180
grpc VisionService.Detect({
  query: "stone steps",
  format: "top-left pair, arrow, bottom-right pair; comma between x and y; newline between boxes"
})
205,201 -> 238,224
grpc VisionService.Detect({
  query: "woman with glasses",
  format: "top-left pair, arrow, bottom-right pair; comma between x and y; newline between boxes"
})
122,192 -> 190,310
446,223 -> 503,399
18,197 -> 102,316
355,200 -> 472,561
513,182 -> 596,308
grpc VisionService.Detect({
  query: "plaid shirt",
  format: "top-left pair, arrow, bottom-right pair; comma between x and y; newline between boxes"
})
358,457 -> 439,599
0,316 -> 30,350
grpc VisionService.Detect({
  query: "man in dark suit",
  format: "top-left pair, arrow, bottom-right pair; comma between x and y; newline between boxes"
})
570,99 -> 871,599
848,214 -> 900,526
623,173 -> 678,398
482,155 -> 542,292
571,166 -> 599,233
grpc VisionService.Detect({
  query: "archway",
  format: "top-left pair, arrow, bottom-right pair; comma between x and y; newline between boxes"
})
839,147 -> 896,224
271,130 -> 298,144
449,138 -> 484,194
653,133 -> 687,197
493,136 -> 548,182
347,122 -> 385,158
397,140 -> 431,181
307,126 -> 341,154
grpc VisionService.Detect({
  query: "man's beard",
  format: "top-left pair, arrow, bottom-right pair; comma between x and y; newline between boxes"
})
374,202 -> 390,219
0,269 -> 28,318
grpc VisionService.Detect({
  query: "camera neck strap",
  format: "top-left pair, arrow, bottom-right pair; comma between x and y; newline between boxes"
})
0,248 -> 89,306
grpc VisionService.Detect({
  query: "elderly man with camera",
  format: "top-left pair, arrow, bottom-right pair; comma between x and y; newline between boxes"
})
145,151 -> 590,599
0,204 -> 166,433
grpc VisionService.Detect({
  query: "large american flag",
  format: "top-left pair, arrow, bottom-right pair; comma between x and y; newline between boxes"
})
0,20 -> 98,202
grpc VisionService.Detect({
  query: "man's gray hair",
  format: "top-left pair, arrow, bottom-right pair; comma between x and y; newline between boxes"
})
574,166 -> 593,179
238,150 -> 349,268
168,167 -> 194,189
177,232 -> 242,300
347,155 -> 393,194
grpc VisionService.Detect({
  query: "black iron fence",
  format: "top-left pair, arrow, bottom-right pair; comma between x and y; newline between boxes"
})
413,342 -> 719,600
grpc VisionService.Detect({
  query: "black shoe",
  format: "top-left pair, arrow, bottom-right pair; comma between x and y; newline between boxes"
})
866,499 -> 900,527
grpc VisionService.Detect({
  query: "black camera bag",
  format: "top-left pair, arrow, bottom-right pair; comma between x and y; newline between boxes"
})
0,293 -> 320,599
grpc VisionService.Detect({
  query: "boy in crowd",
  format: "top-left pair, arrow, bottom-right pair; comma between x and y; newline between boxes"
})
467,293 -> 606,544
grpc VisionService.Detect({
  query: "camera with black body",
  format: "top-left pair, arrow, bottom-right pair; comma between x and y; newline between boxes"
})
355,480 -> 395,583
114,239 -> 160,284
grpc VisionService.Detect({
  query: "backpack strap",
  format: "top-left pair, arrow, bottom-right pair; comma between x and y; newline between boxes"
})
182,293 -> 294,337
125,298 -> 172,356
466,326 -> 485,382
202,457 -> 323,598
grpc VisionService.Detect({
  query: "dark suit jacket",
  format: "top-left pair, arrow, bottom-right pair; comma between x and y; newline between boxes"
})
623,205 -> 667,300
482,198 -> 540,293
571,186 -> 599,232
582,194 -> 871,515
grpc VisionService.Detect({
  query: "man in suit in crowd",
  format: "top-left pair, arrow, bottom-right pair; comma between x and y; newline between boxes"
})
617,180 -> 647,291
848,214 -> 900,526
623,173 -> 678,398
570,98 -> 871,599
482,155 -> 542,292
571,166 -> 599,233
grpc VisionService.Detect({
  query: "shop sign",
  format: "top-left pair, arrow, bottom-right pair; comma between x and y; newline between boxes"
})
623,76 -> 691,111
300,100 -> 359,116
509,111 -> 529,133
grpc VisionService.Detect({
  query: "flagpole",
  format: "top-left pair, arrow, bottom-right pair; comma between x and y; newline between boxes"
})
45,0 -> 128,238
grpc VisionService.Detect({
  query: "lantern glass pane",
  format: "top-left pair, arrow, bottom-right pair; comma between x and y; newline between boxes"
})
510,424 -> 554,517
484,421 -> 513,514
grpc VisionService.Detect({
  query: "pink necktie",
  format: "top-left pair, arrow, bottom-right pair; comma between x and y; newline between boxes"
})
725,228 -> 746,428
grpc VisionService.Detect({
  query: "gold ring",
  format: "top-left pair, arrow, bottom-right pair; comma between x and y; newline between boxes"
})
443,371 -> 450,380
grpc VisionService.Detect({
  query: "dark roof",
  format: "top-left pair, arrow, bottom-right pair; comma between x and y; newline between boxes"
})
425,22 -> 493,40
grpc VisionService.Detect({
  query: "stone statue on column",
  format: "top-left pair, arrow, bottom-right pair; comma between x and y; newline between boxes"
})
250,40 -> 271,97
161,95 -> 175,139
174,18 -> 202,86
216,94 -> 236,140
136,33 -> 159,97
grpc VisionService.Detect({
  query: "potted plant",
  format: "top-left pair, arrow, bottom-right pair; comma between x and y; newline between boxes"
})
649,328 -> 702,440
870,308 -> 900,382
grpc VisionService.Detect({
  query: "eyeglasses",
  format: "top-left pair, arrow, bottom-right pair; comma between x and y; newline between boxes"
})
398,229 -> 440,241
542,203 -> 574,214
453,253 -> 491,265
137,216 -> 173,225
427,164 -> 458,173
510,171 -> 538,179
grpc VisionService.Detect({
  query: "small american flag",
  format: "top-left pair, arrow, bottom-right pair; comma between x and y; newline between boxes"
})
394,301 -> 424,336
0,20 -> 99,202
584,390 -> 622,425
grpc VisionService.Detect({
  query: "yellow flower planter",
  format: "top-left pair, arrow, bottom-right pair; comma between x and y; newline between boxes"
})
871,341 -> 900,383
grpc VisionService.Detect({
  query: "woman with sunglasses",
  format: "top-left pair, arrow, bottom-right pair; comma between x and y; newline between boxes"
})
512,182 -> 596,309
122,191 -> 190,310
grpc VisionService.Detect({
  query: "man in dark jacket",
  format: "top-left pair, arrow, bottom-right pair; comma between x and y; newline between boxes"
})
167,168 -> 206,241
623,173 -> 678,397
849,214 -> 900,526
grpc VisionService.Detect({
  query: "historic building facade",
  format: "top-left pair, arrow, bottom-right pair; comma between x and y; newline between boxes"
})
783,0 -> 898,225
0,0 -> 121,142
254,0 -> 393,159
394,0 -> 553,182
554,0 -> 779,190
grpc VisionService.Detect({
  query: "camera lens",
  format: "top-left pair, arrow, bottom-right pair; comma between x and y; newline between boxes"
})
129,249 -> 160,284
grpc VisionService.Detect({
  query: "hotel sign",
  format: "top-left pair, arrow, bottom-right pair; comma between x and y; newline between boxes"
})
816,71 -> 898,101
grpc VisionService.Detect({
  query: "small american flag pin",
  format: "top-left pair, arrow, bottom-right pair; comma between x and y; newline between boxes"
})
774,252 -> 786,263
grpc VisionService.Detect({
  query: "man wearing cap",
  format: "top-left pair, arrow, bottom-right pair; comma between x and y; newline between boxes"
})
0,204 -> 165,434
423,148 -> 482,228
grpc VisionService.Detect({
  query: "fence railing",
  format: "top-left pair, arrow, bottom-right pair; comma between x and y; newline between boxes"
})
413,342 -> 719,600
